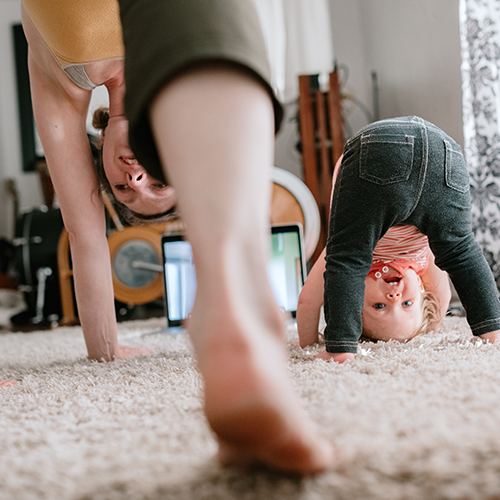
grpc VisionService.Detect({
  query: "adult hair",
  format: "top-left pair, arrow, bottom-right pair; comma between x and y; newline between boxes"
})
92,107 -> 177,226
361,289 -> 442,341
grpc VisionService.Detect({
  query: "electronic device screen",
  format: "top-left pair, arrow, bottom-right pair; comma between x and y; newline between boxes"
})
161,235 -> 197,327
268,224 -> 306,315
161,224 -> 306,328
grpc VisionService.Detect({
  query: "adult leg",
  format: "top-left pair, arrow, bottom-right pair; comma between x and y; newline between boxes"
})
149,64 -> 333,473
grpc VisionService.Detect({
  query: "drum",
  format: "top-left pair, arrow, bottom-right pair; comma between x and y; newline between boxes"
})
271,167 -> 321,261
12,207 -> 64,324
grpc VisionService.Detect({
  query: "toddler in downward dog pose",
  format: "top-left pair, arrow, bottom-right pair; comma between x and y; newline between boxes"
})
297,116 -> 500,362
297,227 -> 451,350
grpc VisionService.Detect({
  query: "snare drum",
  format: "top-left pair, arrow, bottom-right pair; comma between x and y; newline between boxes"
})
13,206 -> 64,322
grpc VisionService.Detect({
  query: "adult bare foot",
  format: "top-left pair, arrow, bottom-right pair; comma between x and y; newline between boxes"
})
190,297 -> 334,475
0,380 -> 17,388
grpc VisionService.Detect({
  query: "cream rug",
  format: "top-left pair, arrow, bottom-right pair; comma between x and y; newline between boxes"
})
1,314 -> 500,500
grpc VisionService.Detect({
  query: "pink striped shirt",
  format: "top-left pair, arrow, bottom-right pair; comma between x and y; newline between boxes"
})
368,225 -> 430,279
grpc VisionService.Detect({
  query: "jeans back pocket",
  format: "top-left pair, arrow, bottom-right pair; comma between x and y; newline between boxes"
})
444,139 -> 469,194
359,132 -> 414,185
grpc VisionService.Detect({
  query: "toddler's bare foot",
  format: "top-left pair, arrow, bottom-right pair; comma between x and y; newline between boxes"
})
190,305 -> 334,475
315,350 -> 355,363
0,380 -> 17,388
479,330 -> 500,344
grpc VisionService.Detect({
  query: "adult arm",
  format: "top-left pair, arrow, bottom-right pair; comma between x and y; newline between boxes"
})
297,248 -> 356,362
23,8 -> 148,360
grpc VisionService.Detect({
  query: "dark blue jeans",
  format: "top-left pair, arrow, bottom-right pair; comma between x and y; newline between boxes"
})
324,116 -> 500,353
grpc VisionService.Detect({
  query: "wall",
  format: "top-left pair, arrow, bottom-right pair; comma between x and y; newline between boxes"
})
0,0 -> 42,240
327,0 -> 373,137
0,0 -> 465,239
275,0 -> 464,180
358,0 -> 463,144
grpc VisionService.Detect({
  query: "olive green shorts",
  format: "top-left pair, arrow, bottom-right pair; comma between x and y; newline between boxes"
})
118,0 -> 283,183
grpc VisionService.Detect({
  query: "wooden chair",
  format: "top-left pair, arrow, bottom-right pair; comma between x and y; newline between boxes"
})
298,70 -> 345,264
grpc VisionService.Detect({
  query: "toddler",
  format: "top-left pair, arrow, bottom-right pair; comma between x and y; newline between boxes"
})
297,116 -> 500,362
297,230 -> 450,349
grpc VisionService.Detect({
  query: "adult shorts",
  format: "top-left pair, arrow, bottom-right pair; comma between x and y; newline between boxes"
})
118,0 -> 283,183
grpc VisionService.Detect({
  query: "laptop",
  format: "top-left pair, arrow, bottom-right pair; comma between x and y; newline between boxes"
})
157,223 -> 307,333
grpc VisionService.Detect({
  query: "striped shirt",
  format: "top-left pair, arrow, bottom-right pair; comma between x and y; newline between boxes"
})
368,225 -> 430,280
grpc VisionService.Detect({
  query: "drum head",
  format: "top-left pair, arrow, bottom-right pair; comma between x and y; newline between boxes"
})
271,167 -> 320,261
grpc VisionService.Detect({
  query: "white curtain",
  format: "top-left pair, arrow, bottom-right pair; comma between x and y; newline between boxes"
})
251,0 -> 287,98
460,0 -> 500,286
252,0 -> 334,102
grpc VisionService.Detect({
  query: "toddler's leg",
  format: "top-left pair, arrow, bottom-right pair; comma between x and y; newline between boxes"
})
416,124 -> 500,337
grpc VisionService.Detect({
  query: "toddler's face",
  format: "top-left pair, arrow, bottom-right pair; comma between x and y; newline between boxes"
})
362,267 -> 424,342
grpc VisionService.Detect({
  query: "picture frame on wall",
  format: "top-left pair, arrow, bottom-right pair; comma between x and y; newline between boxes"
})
12,23 -> 44,173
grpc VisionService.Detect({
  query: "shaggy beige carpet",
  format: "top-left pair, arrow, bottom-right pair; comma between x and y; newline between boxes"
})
1,314 -> 500,500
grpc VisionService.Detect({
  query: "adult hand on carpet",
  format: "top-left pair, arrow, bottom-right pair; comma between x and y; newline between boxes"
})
114,345 -> 153,360
315,350 -> 355,363
0,380 -> 17,388
479,330 -> 500,344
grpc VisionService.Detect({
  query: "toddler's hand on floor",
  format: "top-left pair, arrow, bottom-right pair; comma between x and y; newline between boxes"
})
315,350 -> 355,363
